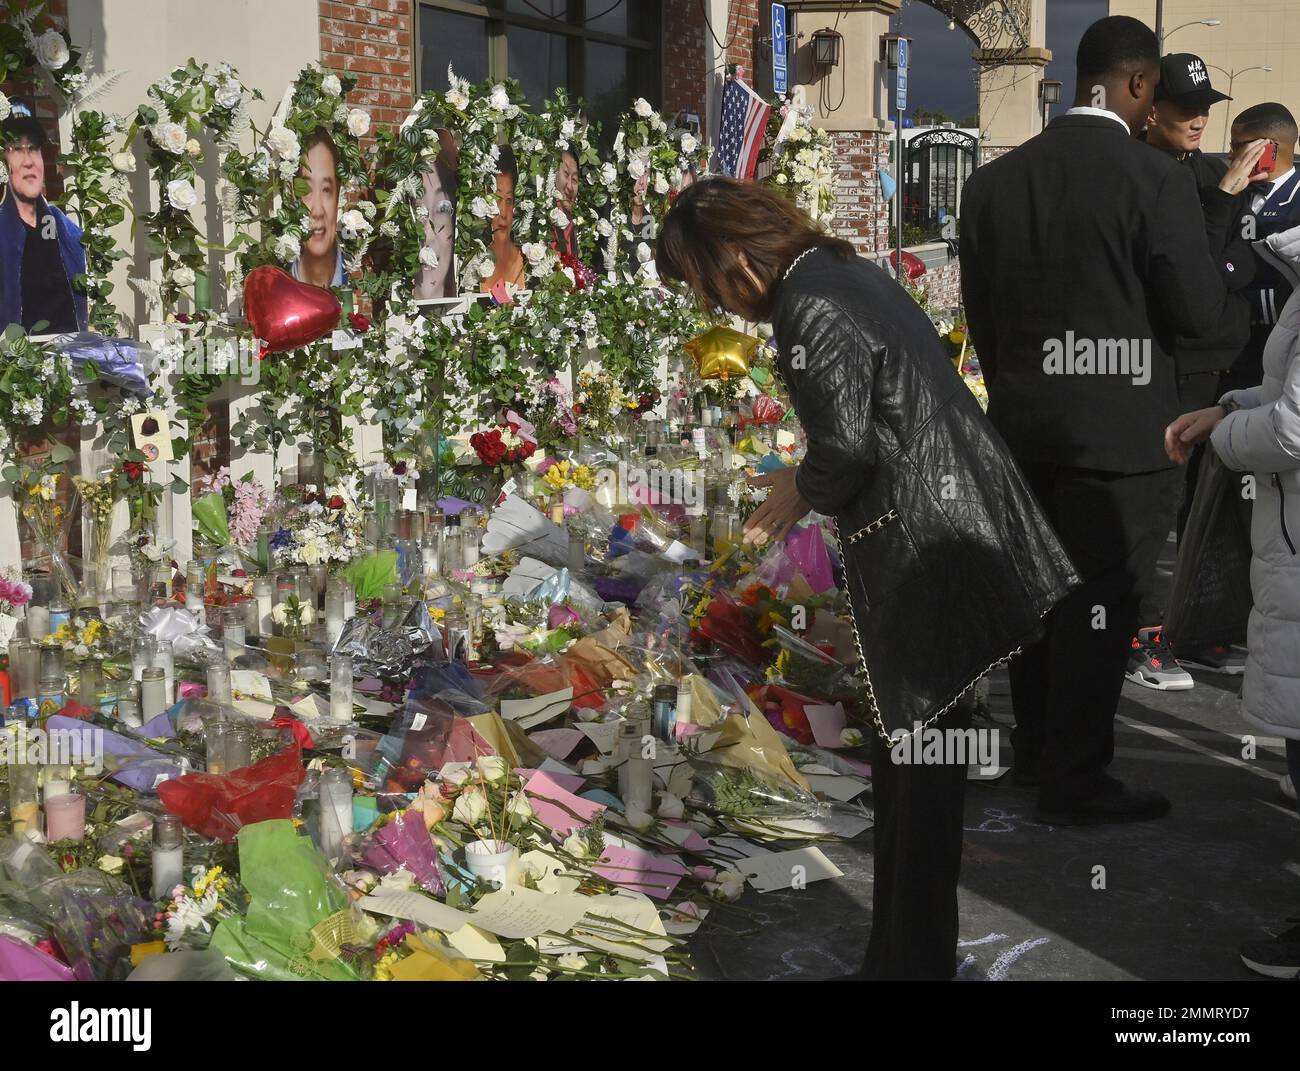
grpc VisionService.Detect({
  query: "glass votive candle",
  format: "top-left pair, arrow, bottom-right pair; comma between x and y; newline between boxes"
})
43,791 -> 86,842
206,661 -> 232,705
222,606 -> 246,662
205,720 -> 229,775
224,725 -> 254,772
141,667 -> 167,720
330,653 -> 353,722
150,638 -> 175,704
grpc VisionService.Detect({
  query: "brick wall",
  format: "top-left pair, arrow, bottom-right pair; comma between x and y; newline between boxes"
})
661,0 -> 706,120
725,1 -> 762,75
918,257 -> 961,311
829,129 -> 891,257
319,0 -> 415,136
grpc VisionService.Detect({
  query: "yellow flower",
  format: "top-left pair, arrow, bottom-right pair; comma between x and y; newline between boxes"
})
572,465 -> 595,490
428,606 -> 446,622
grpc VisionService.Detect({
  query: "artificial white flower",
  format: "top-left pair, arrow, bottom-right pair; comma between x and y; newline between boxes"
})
635,241 -> 653,265
0,93 -> 10,122
596,218 -> 613,238
489,84 -> 511,112
627,154 -> 647,180
447,87 -> 469,111
339,207 -> 370,237
775,173 -> 788,184
453,787 -> 488,826
680,132 -> 697,154
418,245 -> 439,270
265,123 -> 299,160
35,29 -> 70,71
154,121 -> 188,155
470,196 -> 494,219
171,266 -> 196,287
322,73 -> 343,98
560,118 -> 576,139
111,150 -> 136,173
273,234 -> 299,263
549,206 -> 570,229
521,241 -> 547,265
346,109 -> 370,137
633,97 -> 654,118
561,831 -> 589,859
166,178 -> 198,212
475,755 -> 507,782
599,161 -> 617,186
840,727 -> 865,748
653,174 -> 669,196
214,79 -> 242,109
300,541 -> 321,566
185,138 -> 202,157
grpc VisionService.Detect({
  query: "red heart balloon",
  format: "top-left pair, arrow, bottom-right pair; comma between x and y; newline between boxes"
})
243,265 -> 342,354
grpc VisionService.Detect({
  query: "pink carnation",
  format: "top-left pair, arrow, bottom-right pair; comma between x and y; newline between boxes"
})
0,578 -> 33,607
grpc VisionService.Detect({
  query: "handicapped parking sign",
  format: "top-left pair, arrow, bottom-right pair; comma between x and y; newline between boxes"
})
772,4 -> 788,95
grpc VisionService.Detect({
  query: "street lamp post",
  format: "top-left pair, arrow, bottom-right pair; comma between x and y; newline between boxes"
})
1161,18 -> 1221,47
1207,64 -> 1275,151
1039,79 -> 1062,133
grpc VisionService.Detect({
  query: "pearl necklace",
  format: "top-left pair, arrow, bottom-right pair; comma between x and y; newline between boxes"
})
782,246 -> 818,281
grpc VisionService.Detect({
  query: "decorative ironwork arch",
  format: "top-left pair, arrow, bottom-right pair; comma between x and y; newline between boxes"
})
915,0 -> 1033,61
903,128 -> 979,244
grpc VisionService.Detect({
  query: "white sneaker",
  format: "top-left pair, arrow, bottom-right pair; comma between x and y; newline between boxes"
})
1282,774 -> 1297,803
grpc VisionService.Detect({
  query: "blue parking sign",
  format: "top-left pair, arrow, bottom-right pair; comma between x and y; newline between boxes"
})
772,4 -> 787,95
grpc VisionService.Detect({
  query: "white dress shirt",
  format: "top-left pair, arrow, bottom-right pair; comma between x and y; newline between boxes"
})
1064,106 -> 1131,135
1252,166 -> 1297,215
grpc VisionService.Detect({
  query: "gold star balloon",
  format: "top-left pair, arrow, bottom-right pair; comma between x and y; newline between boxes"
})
684,326 -> 762,381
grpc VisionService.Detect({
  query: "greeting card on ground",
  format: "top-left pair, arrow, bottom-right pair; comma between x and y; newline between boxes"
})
523,769 -> 606,835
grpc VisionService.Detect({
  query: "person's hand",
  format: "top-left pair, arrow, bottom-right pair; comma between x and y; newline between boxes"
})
1165,406 -> 1225,464
1220,138 -> 1270,195
743,467 -> 812,546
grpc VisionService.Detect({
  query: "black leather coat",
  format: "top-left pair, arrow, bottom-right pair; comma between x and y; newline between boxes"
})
770,248 -> 1079,740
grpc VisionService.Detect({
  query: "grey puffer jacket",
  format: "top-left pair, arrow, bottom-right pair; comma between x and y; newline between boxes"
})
771,248 -> 1079,741
1211,225 -> 1300,741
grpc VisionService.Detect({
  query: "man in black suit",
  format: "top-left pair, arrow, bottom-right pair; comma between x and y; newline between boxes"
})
1130,55 -> 1268,682
959,16 -> 1230,824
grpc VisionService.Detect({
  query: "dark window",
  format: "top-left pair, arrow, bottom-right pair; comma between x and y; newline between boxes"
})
507,25 -> 568,109
419,6 -> 490,90
418,1 -> 660,129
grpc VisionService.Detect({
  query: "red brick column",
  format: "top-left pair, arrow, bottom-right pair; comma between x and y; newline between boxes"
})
829,129 -> 891,257
319,0 -> 415,136
661,0 -> 706,119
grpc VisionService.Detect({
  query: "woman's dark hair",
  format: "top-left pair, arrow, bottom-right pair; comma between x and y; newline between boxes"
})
496,143 -> 518,184
657,176 -> 853,320
301,126 -> 341,175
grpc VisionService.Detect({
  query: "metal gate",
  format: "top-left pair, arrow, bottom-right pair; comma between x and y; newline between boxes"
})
904,128 -> 978,243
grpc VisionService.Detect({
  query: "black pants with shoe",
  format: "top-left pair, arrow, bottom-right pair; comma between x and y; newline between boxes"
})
863,694 -> 973,980
1008,463 -> 1180,807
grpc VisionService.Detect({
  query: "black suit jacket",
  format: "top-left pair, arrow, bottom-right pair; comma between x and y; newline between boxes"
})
959,114 -> 1229,472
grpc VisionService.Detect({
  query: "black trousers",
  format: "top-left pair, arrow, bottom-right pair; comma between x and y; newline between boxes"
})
1008,463 -> 1180,807
863,695 -> 973,980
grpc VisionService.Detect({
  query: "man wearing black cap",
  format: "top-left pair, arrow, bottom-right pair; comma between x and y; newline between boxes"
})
1126,54 -> 1269,685
1,106 -> 87,334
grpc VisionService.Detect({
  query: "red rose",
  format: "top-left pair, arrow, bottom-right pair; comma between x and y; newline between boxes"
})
123,461 -> 144,481
327,495 -> 344,510
522,442 -> 536,458
348,312 -> 371,333
572,404 -> 584,417
392,460 -> 407,476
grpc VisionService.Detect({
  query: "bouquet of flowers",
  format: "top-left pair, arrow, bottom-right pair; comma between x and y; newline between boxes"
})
51,613 -> 112,661
193,466 -> 271,547
156,865 -> 250,951
0,572 -> 33,617
11,459 -> 79,600
268,485 -> 366,568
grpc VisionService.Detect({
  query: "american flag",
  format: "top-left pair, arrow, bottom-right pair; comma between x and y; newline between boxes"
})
715,76 -> 771,181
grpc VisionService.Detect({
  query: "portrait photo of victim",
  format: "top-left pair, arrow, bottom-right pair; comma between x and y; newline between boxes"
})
552,146 -> 580,260
0,106 -> 88,334
292,126 -> 347,289
413,128 -> 458,299
479,143 -> 525,294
